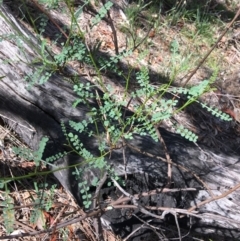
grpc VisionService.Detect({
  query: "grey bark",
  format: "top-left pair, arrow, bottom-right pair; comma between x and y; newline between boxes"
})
0,4 -> 240,240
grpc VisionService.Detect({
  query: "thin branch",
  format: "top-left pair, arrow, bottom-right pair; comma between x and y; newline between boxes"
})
110,187 -> 196,206
100,0 -> 119,55
92,172 -> 108,241
188,181 -> 240,213
126,142 -> 214,197
111,177 -> 165,220
132,214 -> 164,240
182,6 -> 240,87
123,222 -> 148,241
132,26 -> 154,51
30,0 -> 69,39
173,212 -> 182,241
155,126 -> 172,187
122,145 -> 128,180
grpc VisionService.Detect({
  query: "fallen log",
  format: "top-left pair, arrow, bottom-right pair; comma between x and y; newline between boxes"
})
0,4 -> 240,240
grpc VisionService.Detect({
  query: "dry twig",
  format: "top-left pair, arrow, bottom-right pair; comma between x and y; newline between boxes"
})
182,6 -> 240,87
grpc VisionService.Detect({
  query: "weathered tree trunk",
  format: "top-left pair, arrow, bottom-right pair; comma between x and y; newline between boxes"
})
1,4 -> 240,240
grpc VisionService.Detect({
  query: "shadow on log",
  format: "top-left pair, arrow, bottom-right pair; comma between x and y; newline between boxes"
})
1,4 -> 240,240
